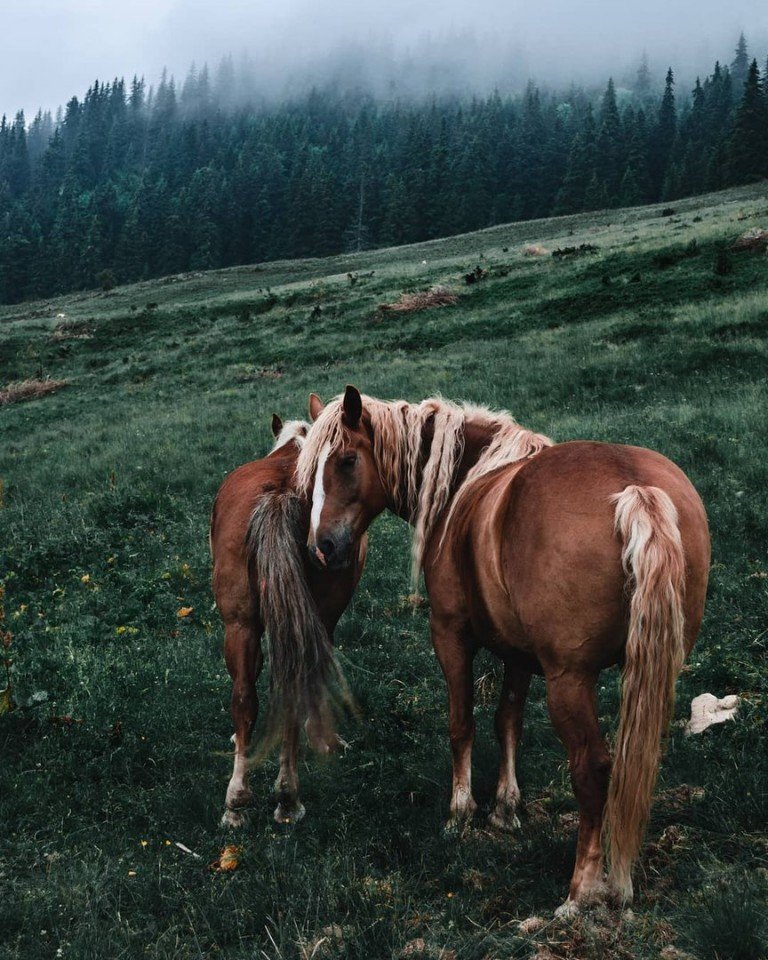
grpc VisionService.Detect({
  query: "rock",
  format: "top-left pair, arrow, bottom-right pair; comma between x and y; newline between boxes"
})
685,693 -> 739,735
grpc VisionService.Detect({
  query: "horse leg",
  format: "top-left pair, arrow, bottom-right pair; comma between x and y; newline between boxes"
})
546,671 -> 611,913
222,620 -> 263,827
273,714 -> 306,824
432,619 -> 477,828
488,664 -> 531,832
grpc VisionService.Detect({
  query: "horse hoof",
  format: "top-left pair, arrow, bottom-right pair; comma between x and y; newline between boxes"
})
221,807 -> 247,829
488,805 -> 521,833
444,809 -> 477,837
274,801 -> 306,826
554,899 -> 580,920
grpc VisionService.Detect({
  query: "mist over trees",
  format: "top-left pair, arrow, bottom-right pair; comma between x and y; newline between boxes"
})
1,33 -> 766,304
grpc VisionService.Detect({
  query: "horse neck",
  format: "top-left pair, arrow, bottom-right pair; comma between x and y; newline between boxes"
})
455,417 -> 501,484
383,408 -> 499,520
382,409 -> 499,582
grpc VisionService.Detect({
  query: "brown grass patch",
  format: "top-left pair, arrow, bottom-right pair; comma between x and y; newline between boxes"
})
0,378 -> 69,406
233,366 -> 285,383
50,319 -> 93,341
731,228 -> 768,252
378,285 -> 458,314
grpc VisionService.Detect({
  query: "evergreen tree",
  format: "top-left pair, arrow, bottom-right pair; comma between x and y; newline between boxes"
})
727,60 -> 768,183
596,78 -> 625,204
635,53 -> 653,104
731,33 -> 750,93
650,68 -> 677,197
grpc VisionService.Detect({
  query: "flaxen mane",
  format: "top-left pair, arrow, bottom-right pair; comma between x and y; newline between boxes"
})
272,419 -> 309,451
296,396 -> 552,584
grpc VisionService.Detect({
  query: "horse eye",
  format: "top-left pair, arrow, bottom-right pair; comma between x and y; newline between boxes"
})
340,453 -> 358,470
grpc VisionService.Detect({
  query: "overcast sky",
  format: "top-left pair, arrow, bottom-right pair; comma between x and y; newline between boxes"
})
3,0 -> 767,118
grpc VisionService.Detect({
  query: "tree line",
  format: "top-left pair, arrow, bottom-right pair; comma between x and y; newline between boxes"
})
1,35 -> 766,304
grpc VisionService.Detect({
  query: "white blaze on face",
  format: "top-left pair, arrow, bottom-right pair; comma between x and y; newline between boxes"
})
310,443 -> 331,539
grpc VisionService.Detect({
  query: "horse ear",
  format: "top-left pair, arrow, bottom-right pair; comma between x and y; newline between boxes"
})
308,393 -> 325,421
271,413 -> 283,437
342,385 -> 363,428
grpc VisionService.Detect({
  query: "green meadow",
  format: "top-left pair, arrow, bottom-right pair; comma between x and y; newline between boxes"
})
1,184 -> 767,959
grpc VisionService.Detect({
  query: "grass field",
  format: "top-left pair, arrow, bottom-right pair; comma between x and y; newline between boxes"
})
1,185 -> 767,960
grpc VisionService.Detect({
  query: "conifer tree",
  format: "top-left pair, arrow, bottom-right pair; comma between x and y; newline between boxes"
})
727,59 -> 768,183
731,33 -> 750,93
596,78 -> 625,204
650,68 -> 677,197
635,53 -> 653,103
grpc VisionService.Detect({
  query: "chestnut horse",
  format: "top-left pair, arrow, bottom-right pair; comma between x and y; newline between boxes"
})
297,387 -> 709,911
210,409 -> 366,828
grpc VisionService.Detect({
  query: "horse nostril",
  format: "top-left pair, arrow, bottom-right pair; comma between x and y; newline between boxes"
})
317,537 -> 336,560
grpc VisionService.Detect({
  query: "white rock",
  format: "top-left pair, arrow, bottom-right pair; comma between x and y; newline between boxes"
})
685,693 -> 739,735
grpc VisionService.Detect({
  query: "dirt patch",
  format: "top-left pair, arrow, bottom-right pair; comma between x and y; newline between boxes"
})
233,366 -> 285,382
0,378 -> 69,406
552,244 -> 600,259
379,285 -> 458,313
731,228 -> 768,252
51,319 -> 93,341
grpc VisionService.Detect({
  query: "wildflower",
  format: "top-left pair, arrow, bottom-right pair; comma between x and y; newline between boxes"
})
80,575 -> 90,584
177,606 -> 193,618
216,845 -> 241,872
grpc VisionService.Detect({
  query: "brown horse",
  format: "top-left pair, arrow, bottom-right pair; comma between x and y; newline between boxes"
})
210,409 -> 367,828
296,387 -> 710,912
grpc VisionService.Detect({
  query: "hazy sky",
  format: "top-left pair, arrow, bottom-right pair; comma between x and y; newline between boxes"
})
3,0 -> 767,117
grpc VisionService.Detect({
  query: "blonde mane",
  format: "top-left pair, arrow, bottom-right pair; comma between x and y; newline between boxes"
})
272,419 -> 309,451
296,395 -> 552,585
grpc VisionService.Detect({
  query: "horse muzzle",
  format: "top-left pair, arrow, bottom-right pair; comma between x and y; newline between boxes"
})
308,526 -> 354,570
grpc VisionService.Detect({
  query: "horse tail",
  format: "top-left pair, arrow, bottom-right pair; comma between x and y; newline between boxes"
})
246,491 -> 346,753
606,484 -> 686,900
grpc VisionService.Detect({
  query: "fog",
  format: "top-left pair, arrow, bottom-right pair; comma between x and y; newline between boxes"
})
4,0 -> 768,118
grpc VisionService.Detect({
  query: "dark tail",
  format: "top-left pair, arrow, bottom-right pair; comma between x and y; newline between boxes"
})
247,491 -> 348,754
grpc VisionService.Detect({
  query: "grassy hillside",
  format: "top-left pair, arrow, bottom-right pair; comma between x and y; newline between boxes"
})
1,185 -> 767,960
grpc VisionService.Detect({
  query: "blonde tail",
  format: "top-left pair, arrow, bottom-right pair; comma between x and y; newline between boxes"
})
606,485 -> 686,899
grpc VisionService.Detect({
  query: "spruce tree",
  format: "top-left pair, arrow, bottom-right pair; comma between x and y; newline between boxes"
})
650,68 -> 677,198
554,106 -> 597,214
727,59 -> 768,183
596,78 -> 624,204
731,33 -> 750,93
635,54 -> 653,104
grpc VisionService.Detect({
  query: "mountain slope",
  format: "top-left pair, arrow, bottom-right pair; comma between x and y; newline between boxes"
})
1,185 -> 767,960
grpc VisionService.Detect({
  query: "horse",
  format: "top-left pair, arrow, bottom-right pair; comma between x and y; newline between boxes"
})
210,407 -> 367,828
296,386 -> 710,912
